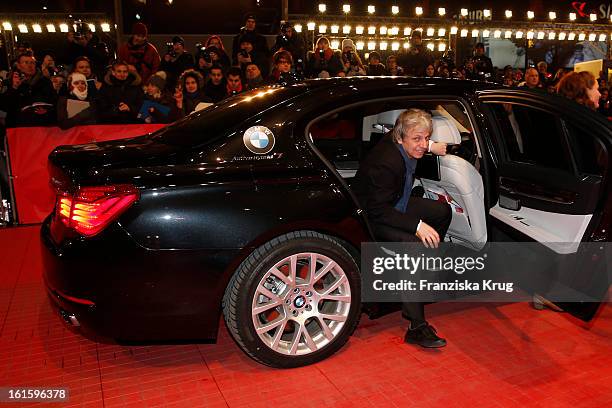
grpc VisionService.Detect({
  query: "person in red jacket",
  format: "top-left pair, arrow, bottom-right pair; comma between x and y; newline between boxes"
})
118,23 -> 161,85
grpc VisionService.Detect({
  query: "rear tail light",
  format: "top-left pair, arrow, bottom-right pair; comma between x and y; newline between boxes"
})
54,185 -> 139,237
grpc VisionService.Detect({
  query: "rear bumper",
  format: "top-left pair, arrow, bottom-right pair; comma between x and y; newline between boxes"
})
41,217 -> 243,341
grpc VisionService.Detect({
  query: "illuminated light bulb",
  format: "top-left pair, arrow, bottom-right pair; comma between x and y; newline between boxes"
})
18,24 -> 28,33
494,30 -> 502,38
367,5 -> 375,14
505,30 -> 512,39
548,32 -> 555,40
460,29 -> 468,37
515,31 -> 524,39
568,32 -> 576,41
404,27 -> 412,36
549,11 -> 556,20
558,32 -> 566,40
439,8 -> 446,16
294,24 -> 302,33
356,25 -> 364,34
368,26 -> 376,35
391,42 -> 400,51
415,7 -> 423,16
307,22 -> 315,31
403,42 -> 410,49
330,40 -> 340,49
527,31 -> 535,39
343,25 -> 351,34
569,13 -> 576,21
426,42 -> 434,51
342,4 -> 350,13
599,33 -> 606,42
2,22 -> 12,30
318,24 -> 327,33
392,6 -> 399,15
318,4 -> 326,13
32,24 -> 42,33
380,26 -> 387,35
578,33 -> 586,41
505,10 -> 512,18
427,27 -> 434,37
590,13 -> 597,21
450,26 -> 458,35
438,28 -> 446,37
46,24 -> 56,32
484,9 -> 491,18
527,11 -> 535,19
88,23 -> 96,32
589,33 -> 596,41
537,31 -> 545,40
482,29 -> 490,38
367,41 -> 376,50
461,9 -> 468,17
438,43 -> 446,52
330,25 -> 339,34
59,23 -> 69,32
356,41 -> 364,50
379,41 -> 388,50
471,29 -> 479,37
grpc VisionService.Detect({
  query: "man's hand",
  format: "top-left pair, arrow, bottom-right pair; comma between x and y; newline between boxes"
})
11,72 -> 24,90
118,102 -> 130,112
430,141 -> 447,156
415,221 -> 440,249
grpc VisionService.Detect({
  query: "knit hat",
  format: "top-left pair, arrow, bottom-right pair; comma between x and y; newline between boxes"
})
341,39 -> 355,51
132,22 -> 148,37
148,72 -> 166,91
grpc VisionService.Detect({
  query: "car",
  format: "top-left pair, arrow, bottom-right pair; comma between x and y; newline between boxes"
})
41,77 -> 611,368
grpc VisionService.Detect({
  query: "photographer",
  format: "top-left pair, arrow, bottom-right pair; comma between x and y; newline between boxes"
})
96,60 -> 143,124
268,50 -> 302,86
341,39 -> 366,77
1,54 -> 57,127
160,36 -> 195,90
196,35 -> 231,76
397,30 -> 433,77
366,52 -> 386,76
271,22 -> 306,74
306,37 -> 343,79
62,25 -> 110,79
471,43 -> 493,81
234,36 -> 270,78
231,14 -> 269,65
118,22 -> 161,84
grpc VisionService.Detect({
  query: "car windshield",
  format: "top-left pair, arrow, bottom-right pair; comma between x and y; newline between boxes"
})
151,85 -> 308,147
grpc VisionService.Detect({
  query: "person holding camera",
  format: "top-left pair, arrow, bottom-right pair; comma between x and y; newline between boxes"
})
160,36 -> 195,90
340,39 -> 366,77
118,22 -> 161,85
268,50 -> 302,86
196,35 -> 231,77
366,52 -> 386,76
471,43 -> 493,81
63,25 -> 110,79
1,54 -> 57,127
271,22 -> 306,74
234,35 -> 270,78
306,37 -> 343,79
398,31 -> 433,77
96,60 -> 143,124
231,14 -> 270,66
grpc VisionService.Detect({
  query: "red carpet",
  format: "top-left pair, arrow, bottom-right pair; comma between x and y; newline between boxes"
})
0,226 -> 611,407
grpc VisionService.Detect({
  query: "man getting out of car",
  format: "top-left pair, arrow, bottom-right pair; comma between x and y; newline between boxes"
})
354,108 -> 451,348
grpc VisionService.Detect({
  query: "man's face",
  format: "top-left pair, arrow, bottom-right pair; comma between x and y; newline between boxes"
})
525,69 -> 540,87
185,77 -> 198,93
245,18 -> 256,31
112,64 -> 129,81
75,60 -> 92,77
474,46 -> 484,56
210,69 -> 223,85
401,128 -> 430,159
227,74 -> 242,90
276,57 -> 291,73
370,57 -> 380,65
173,42 -> 184,54
245,64 -> 261,79
387,58 -> 397,69
51,76 -> 65,92
240,42 -> 253,53
317,40 -> 329,51
17,56 -> 36,76
538,64 -> 547,74
133,34 -> 146,45
587,81 -> 601,108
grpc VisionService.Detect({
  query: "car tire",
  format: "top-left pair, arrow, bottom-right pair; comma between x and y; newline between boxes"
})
223,230 -> 361,368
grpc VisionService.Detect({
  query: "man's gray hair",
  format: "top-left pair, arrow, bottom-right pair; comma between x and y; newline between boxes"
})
392,109 -> 433,143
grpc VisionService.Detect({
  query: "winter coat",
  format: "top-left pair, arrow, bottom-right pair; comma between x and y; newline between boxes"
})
118,39 -> 161,84
96,71 -> 144,124
57,93 -> 97,129
306,49 -> 343,78
1,69 -> 57,127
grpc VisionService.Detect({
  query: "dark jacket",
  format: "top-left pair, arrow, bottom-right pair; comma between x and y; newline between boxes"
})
398,47 -> 434,77
140,92 -> 183,123
1,69 -> 57,127
182,90 -> 212,115
57,93 -> 97,129
160,52 -> 195,88
306,49 -> 344,78
232,29 -> 270,63
96,71 -> 144,124
271,33 -> 306,70
353,134 -> 420,233
234,49 -> 270,78
203,80 -> 227,103
118,39 -> 161,84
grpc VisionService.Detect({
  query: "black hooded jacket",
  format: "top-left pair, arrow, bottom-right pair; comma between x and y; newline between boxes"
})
96,71 -> 144,124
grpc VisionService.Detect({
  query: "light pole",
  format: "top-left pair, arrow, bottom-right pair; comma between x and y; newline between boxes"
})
113,0 -> 123,47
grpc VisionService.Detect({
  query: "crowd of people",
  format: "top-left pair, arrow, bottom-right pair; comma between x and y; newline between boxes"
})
0,14 -> 609,128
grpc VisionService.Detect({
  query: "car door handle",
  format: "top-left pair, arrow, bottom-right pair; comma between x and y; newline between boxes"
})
499,177 -> 577,205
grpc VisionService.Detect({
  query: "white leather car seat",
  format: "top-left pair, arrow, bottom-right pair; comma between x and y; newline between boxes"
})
420,115 -> 487,250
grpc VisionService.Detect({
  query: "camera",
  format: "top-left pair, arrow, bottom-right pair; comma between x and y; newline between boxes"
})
239,49 -> 249,58
166,42 -> 176,58
344,51 -> 355,65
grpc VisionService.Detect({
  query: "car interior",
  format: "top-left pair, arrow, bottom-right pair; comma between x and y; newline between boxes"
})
308,101 -> 488,250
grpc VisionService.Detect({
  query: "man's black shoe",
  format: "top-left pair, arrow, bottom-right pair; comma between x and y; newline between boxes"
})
404,323 -> 447,348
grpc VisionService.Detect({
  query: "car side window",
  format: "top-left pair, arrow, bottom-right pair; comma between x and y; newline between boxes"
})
562,120 -> 606,176
487,103 -> 573,172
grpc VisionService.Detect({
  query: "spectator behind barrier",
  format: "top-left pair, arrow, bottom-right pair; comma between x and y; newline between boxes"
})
366,52 -> 386,76
306,37 -> 343,78
160,36 -> 195,90
72,56 -> 103,97
96,60 -> 144,124
1,54 -> 57,127
234,35 -> 270,78
271,22 -> 306,74
196,35 -> 231,77
518,68 -> 544,90
203,65 -> 227,103
231,14 -> 270,66
245,62 -> 265,90
386,55 -> 404,76
397,30 -> 433,77
225,67 -> 245,97
341,39 -> 366,77
268,50 -> 302,86
62,24 -> 110,79
176,70 -> 212,115
118,22 -> 161,84
140,71 -> 182,124
57,73 -> 97,129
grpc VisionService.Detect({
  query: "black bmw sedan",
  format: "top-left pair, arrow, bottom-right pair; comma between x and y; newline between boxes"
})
42,77 -> 611,368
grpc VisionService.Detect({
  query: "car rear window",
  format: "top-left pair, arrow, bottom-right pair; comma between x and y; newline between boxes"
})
152,85 -> 308,147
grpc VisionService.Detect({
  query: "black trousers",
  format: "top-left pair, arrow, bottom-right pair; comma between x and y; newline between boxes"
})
373,196 -> 452,326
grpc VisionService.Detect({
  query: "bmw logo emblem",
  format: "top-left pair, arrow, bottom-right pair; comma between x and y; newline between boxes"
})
243,126 -> 275,155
